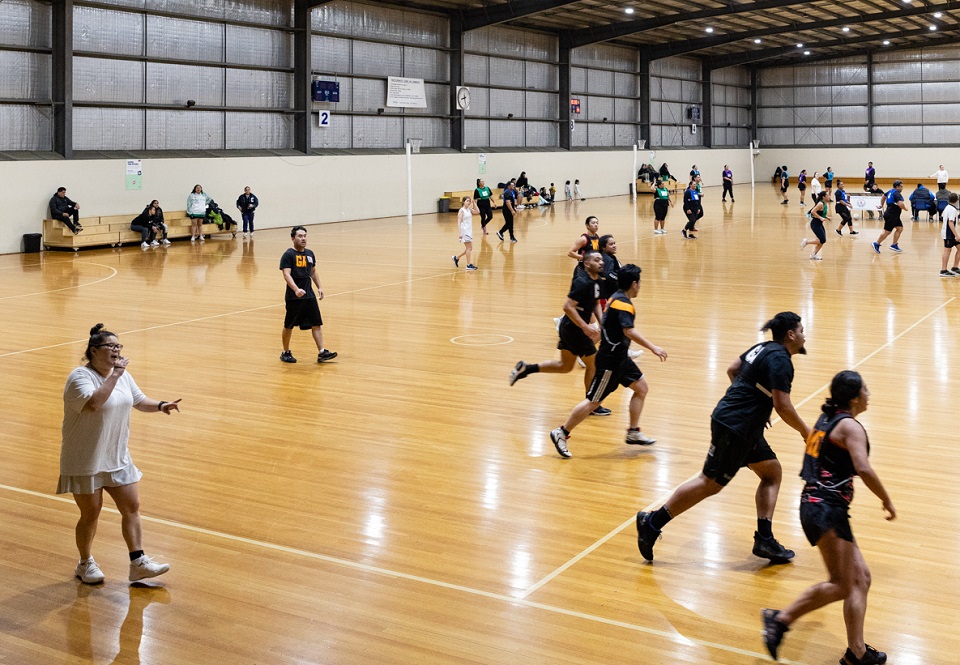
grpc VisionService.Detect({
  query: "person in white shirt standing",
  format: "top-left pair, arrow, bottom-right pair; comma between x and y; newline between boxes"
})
59,324 -> 180,584
931,165 -> 949,191
452,196 -> 479,271
940,192 -> 960,277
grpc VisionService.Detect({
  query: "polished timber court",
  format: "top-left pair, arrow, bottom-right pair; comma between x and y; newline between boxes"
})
1,184 -> 957,665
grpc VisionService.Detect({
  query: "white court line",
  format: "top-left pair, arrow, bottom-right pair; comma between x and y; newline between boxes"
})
0,482 -> 804,665
0,262 -> 118,301
0,269 -> 457,359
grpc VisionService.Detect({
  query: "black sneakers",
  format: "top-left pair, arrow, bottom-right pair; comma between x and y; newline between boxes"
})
752,532 -> 795,563
840,645 -> 887,665
509,361 -> 528,386
635,511 -> 660,561
280,350 -> 297,363
590,406 -> 612,416
317,349 -> 338,362
761,608 -> 789,660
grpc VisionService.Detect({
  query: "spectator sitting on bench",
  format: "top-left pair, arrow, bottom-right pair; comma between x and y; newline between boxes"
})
50,187 -> 82,234
909,183 -> 936,221
147,200 -> 171,245
187,184 -> 212,243
131,204 -> 160,248
538,186 -> 553,205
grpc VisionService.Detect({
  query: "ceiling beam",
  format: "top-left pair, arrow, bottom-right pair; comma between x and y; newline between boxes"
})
561,0 -> 810,48
762,32 -> 960,68
459,0 -> 582,31
708,26 -> 957,69
650,1 -> 960,60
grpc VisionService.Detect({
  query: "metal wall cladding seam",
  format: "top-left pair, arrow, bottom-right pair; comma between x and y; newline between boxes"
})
571,67 -> 586,90
489,119 -> 524,147
759,127 -> 792,145
403,47 -> 449,81
659,102 -> 685,124
831,64 -> 869,84
482,27 -> 526,58
225,112 -> 292,149
790,106 -> 823,127
402,116 -> 449,147
0,105 -> 52,150
873,82 -> 921,104
464,55 -> 489,86
312,35 -> 351,73
830,126 -> 868,144
74,6 -> 144,56
831,105 -> 867,125
464,119 -> 489,147
146,15 -> 224,62
873,103 -> 921,125
467,86 -> 489,116
874,125 -> 922,144
571,43 -> 637,72
463,27 -> 488,52
525,120 -> 556,148
614,123 -> 637,146
489,88 -> 523,118
872,61 -> 922,84
713,66 -> 749,87
587,69 -> 614,95
794,126 -> 832,145
587,121 -> 614,147
524,61 -> 557,91
73,107 -> 145,150
651,56 -> 700,80
149,0 -> 225,22
654,77 -> 681,101
614,72 -> 637,97
758,86 -> 795,106
73,57 -> 144,103
226,25 -> 292,68
225,69 -> 292,109
922,81 -> 960,104
525,91 -> 557,119
572,120 -> 588,147
920,59 -> 960,82
313,1 -> 403,43
680,80 -> 701,104
353,40 -> 401,77
93,0 -> 145,7
222,0 -> 290,29
312,112 -> 351,148
352,115 -> 401,149
586,95 -> 612,121
489,57 -> 523,87
146,62 -> 225,106
649,101 -> 661,123
146,109 -> 224,149
351,77 -> 385,113
0,51 -> 51,99
0,0 -> 51,48
921,125 -> 960,143
523,30 -> 556,61
757,107 -> 797,127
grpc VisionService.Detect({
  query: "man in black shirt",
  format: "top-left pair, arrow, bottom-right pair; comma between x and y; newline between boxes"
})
510,251 -> 610,416
49,187 -> 83,234
279,226 -> 337,364
636,312 -> 810,563
549,264 -> 668,458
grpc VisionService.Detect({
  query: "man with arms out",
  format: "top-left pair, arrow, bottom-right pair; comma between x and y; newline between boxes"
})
280,226 -> 337,364
50,187 -> 83,234
636,312 -> 809,563
872,180 -> 906,254
931,163 -> 949,191
511,250 -> 610,417
548,264 -> 668,458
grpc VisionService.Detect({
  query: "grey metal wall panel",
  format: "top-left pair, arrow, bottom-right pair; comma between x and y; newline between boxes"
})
226,25 -> 292,68
614,72 -> 636,97
920,59 -> 960,81
225,69 -> 292,109
794,126 -> 830,145
0,0 -> 51,48
146,109 -> 224,149
922,81 -> 960,103
484,27 -> 524,57
832,85 -> 868,105
923,46 -> 960,61
404,82 -> 447,114
586,95 -> 612,121
489,120 -> 523,147
522,30 -> 556,60
74,6 -> 144,56
759,87 -> 794,106
614,123 -> 637,146
572,119 -> 588,147
403,47 -> 448,81
654,77 -> 681,100
353,41 -> 402,77
923,125 -> 960,143
464,119 -> 489,147
149,0 -> 226,21
74,57 -> 144,103
831,105 -> 867,125
758,127 -> 793,145
0,104 -> 52,150
571,67 -> 586,91
874,125 -> 921,144
352,77 -> 385,113
225,112 -> 291,149
652,56 -> 699,80
464,55 -> 489,85
146,15 -> 224,62
525,121 -> 556,147
647,125 -> 661,147
587,121 -> 614,147
680,80 -> 700,104
873,103 -> 921,124
313,35 -> 351,73
525,91 -> 556,119
526,62 -> 557,90
922,103 -> 960,122
872,48 -> 923,63
74,107 -> 144,150
312,113 -> 352,148
146,63 -> 224,106
571,43 -> 636,71
489,88 -> 523,117
489,57 -> 523,86
463,26 -> 488,52
0,51 -> 51,99
831,63 -> 868,83
467,86 -> 489,116
403,117 -> 449,147
614,97 -> 636,122
872,61 -> 921,83
758,107 -> 796,126
350,115 -> 402,148
587,69 -> 614,95
223,0 -> 290,29
873,83 -> 920,103
659,101 -> 684,124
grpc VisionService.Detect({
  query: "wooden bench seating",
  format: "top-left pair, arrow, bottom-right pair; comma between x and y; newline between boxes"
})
443,189 -> 504,211
43,210 -> 236,251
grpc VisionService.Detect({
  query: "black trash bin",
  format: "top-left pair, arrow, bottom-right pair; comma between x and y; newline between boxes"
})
22,233 -> 42,253
438,197 -> 451,213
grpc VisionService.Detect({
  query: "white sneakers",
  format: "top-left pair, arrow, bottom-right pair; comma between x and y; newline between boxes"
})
625,430 -> 657,445
76,559 -> 105,584
141,241 -> 150,249
129,554 -> 170,582
150,240 -> 159,247
161,238 -> 171,246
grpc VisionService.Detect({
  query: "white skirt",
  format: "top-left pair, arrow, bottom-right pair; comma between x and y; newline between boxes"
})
56,462 -> 143,495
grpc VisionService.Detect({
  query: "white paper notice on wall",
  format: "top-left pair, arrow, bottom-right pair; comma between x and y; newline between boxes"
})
386,77 -> 428,108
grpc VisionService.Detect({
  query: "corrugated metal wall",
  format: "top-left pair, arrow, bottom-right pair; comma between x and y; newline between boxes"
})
711,66 -> 751,147
0,0 -> 52,151
650,56 -> 702,147
570,43 -> 638,148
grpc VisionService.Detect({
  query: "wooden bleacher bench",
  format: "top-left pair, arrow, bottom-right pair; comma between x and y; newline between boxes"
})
43,210 -> 236,251
443,188 -> 504,211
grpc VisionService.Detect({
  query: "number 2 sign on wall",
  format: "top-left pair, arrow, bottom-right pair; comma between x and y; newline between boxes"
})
318,110 -> 332,127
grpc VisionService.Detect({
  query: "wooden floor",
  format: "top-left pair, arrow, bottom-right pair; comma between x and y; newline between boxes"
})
1,185 -> 957,664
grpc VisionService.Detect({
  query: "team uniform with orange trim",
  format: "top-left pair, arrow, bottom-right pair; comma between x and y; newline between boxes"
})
573,232 -> 600,276
585,291 -> 643,403
280,247 -> 322,329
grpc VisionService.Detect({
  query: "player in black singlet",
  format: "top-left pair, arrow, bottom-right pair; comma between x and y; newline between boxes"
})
567,216 -> 601,275
762,371 -> 895,665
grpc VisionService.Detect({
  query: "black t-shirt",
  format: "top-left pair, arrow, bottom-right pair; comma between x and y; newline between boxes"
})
711,341 -> 794,441
597,291 -> 635,364
565,271 -> 600,324
801,411 -> 864,506
279,248 -> 316,300
600,254 -> 621,299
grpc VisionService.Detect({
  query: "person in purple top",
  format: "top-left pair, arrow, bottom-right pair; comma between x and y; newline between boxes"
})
797,170 -> 808,206
722,165 -> 735,202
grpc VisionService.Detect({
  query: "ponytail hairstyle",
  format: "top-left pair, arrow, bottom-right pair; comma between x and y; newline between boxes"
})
84,323 -> 117,361
761,311 -> 801,344
822,370 -> 864,417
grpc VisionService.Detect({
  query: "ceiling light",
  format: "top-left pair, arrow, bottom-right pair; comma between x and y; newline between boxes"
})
883,40 -> 891,45
930,24 -> 938,30
803,50 -> 811,55
624,7 -> 634,13
754,38 -> 761,44
797,43 -> 803,48
935,12 -> 943,17
842,27 -> 850,32
705,27 -> 714,33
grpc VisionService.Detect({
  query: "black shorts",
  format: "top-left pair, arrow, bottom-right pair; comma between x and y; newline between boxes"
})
653,199 -> 669,221
799,499 -> 853,546
780,185 -> 788,193
284,297 -> 323,330
798,183 -> 806,192
586,357 -> 643,403
810,219 -> 826,244
883,215 -> 903,232
557,319 -> 597,358
701,420 -> 778,486
945,238 -> 959,249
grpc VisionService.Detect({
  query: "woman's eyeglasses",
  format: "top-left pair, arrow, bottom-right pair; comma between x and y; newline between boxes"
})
95,343 -> 123,351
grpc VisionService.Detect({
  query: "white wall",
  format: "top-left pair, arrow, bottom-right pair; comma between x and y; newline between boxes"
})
0,147 -> 752,255
756,147 -> 960,183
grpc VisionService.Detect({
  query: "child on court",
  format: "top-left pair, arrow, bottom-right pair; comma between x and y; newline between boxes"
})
453,196 -> 479,271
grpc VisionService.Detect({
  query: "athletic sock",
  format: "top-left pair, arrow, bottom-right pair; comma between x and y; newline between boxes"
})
757,518 -> 773,539
528,364 -> 541,375
650,506 -> 672,531
129,550 -> 145,562
560,426 -> 570,436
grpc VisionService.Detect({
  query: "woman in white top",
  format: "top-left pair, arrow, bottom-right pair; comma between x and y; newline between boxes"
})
452,196 -> 479,271
186,184 -> 211,242
931,165 -> 949,191
60,324 -> 181,584
810,172 -> 823,204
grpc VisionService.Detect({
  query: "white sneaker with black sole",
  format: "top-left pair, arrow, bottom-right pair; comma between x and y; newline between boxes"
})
76,559 -> 105,584
625,430 -> 656,445
129,554 -> 170,582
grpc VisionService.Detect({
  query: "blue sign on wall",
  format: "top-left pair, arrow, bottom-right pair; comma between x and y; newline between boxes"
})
312,80 -> 340,103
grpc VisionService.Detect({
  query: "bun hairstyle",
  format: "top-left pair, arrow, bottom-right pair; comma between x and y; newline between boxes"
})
822,370 -> 864,416
85,323 -> 117,361
761,311 -> 801,344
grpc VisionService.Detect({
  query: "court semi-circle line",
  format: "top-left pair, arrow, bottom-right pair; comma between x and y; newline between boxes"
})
451,334 -> 514,346
0,261 -> 119,301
